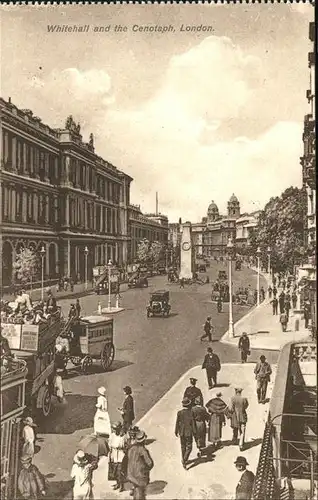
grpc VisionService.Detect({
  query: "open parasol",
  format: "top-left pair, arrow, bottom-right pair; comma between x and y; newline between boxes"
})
78,434 -> 109,458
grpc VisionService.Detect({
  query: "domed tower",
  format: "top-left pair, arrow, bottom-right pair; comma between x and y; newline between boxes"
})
207,200 -> 219,222
227,194 -> 240,218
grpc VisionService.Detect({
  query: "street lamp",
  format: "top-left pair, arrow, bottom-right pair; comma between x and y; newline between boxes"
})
84,246 -> 89,291
267,246 -> 271,277
227,237 -> 235,338
256,246 -> 261,306
40,246 -> 46,302
108,259 -> 113,311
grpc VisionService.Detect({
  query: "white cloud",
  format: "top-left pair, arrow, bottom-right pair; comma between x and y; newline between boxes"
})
24,35 -> 303,222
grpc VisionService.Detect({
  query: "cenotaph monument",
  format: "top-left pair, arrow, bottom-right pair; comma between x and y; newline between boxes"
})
179,221 -> 194,280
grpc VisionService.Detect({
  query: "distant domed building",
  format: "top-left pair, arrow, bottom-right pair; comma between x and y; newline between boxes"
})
191,194 -> 244,258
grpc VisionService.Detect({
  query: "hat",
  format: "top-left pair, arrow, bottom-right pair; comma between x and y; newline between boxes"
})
73,450 -> 87,464
207,347 -> 213,353
111,421 -> 122,430
235,387 -> 243,393
135,430 -> 147,443
242,332 -> 247,336
190,377 -> 197,383
97,386 -> 107,396
46,288 -> 52,294
216,392 -> 222,397
23,416 -> 36,427
207,316 -> 211,320
123,385 -> 132,394
234,456 -> 248,466
182,397 -> 191,407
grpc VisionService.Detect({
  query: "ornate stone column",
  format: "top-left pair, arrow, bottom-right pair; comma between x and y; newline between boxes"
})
11,136 -> 17,172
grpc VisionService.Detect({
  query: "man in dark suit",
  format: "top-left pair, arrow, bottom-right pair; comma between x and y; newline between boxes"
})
120,386 -> 135,432
234,456 -> 255,499
254,355 -> 272,403
183,378 -> 203,407
46,289 -> 57,313
175,397 -> 195,469
202,347 -> 221,389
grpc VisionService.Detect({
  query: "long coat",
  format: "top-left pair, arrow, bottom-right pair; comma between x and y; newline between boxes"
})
236,470 -> 255,500
175,408 -> 195,437
202,354 -> 221,373
192,405 -> 209,447
206,397 -> 227,443
18,464 -> 46,499
183,386 -> 204,407
126,443 -> 154,488
122,394 -> 135,426
229,395 -> 249,428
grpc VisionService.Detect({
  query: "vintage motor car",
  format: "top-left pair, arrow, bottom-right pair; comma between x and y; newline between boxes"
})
146,290 -> 171,317
128,274 -> 149,289
218,270 -> 228,281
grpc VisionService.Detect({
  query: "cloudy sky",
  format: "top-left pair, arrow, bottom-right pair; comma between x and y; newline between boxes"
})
1,3 -> 313,221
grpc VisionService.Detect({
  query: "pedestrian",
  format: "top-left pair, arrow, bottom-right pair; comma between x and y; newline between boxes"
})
272,286 -> 277,297
267,286 -> 272,299
191,397 -> 209,457
75,299 -> 81,318
179,277 -> 185,289
108,422 -> 127,492
253,290 -> 258,305
201,347 -> 221,389
70,277 -> 74,292
292,292 -> 297,309
217,296 -> 223,313
270,297 -> 278,315
238,332 -> 250,364
46,288 -> 57,313
21,417 -> 36,460
54,345 -> 65,402
285,300 -> 291,320
126,430 -> 154,499
200,316 -> 214,342
228,388 -> 248,451
234,456 -> 255,500
18,456 -> 46,500
175,397 -> 196,470
282,279 -> 286,290
93,386 -> 111,437
205,392 -> 227,449
304,299 -> 311,329
71,450 -> 97,500
183,377 -> 203,408
118,385 -> 135,433
254,355 -> 272,404
278,293 -> 285,314
260,287 -> 265,302
280,311 -> 288,332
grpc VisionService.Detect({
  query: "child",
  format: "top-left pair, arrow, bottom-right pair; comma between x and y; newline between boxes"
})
108,422 -> 127,491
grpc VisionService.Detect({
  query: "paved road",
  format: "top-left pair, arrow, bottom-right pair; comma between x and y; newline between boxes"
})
34,263 -> 277,497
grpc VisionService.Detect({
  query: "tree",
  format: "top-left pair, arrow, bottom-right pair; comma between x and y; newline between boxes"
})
136,239 -> 152,264
13,248 -> 39,284
251,187 -> 307,273
136,239 -> 166,265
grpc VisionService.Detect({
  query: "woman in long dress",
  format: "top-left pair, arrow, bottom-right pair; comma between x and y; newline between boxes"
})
21,417 -> 36,460
205,392 -> 227,449
94,386 -> 111,437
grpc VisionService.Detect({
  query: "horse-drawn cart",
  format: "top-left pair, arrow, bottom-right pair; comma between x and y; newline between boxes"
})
59,315 -> 115,374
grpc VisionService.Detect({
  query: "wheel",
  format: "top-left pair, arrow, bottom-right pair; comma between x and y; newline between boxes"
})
39,386 -> 52,418
70,356 -> 82,366
100,343 -> 115,371
81,355 -> 93,374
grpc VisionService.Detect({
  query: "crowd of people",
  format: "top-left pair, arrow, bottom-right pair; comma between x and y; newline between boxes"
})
174,350 -> 272,499
0,288 -> 59,326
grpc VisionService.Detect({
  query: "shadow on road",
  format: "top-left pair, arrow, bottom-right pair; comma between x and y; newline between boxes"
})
243,438 -> 263,450
38,394 -> 96,434
147,480 -> 168,495
46,479 -> 73,500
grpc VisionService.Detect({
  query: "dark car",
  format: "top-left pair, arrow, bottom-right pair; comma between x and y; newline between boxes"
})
146,290 -> 171,318
128,274 -> 148,289
218,270 -> 228,281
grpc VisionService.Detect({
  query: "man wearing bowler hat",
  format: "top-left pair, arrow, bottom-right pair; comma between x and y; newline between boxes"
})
183,377 -> 204,407
119,386 -> 135,432
234,456 -> 255,499
126,430 -> 154,500
175,397 -> 196,469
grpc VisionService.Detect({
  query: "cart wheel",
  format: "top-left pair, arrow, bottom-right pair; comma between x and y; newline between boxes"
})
40,386 -> 52,418
81,355 -> 93,374
70,356 -> 82,366
100,343 -> 115,371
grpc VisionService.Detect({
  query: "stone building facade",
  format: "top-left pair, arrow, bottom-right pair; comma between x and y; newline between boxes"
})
128,205 -> 168,262
0,97 -> 132,287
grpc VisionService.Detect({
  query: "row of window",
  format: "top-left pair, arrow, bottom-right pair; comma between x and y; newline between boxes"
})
2,186 -> 59,225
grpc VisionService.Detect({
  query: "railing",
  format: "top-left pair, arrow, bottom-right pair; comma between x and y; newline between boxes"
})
1,359 -> 27,383
292,343 -> 317,361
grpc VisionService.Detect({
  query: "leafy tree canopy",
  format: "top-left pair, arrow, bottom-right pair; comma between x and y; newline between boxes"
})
13,248 -> 40,284
137,239 -> 166,265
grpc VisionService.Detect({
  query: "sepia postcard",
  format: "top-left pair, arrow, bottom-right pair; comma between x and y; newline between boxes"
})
0,3 -> 316,500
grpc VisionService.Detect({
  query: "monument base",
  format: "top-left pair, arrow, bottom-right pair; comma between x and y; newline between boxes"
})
101,307 -> 125,315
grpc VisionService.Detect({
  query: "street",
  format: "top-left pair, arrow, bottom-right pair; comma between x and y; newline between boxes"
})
34,262 -> 277,497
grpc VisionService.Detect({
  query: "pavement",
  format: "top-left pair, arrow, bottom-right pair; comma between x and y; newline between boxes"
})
91,362 -> 277,500
221,289 -> 311,351
2,282 -> 95,302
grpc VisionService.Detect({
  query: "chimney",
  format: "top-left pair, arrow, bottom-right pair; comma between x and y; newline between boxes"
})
8,97 -> 11,103
156,192 -> 158,215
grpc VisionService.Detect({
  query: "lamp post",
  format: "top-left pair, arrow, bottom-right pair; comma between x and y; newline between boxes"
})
256,246 -> 261,306
267,246 -> 271,278
227,238 -> 235,338
40,246 -> 46,302
108,259 -> 112,311
84,246 -> 89,291
165,248 -> 169,273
